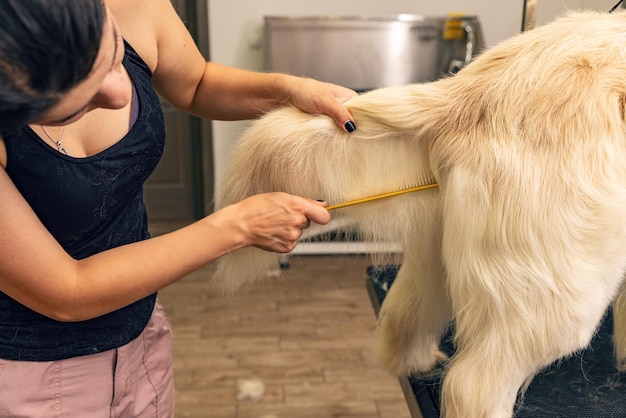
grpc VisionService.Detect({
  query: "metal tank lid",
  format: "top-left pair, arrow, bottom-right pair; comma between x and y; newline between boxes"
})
264,14 -> 479,24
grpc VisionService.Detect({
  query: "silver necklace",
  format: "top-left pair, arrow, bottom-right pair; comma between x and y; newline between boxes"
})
40,126 -> 68,155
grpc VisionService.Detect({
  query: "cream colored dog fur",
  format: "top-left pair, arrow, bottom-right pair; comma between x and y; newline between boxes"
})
214,11 -> 626,417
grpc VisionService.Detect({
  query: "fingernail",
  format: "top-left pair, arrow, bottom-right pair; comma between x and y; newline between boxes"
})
316,199 -> 326,203
344,120 -> 356,133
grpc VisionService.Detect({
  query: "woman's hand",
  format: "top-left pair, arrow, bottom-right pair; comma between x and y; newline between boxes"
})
280,75 -> 359,133
226,192 -> 330,253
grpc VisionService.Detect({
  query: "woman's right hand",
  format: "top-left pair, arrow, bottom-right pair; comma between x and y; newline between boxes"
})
225,192 -> 331,253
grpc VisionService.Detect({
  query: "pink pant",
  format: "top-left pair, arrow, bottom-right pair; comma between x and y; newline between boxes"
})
0,301 -> 175,418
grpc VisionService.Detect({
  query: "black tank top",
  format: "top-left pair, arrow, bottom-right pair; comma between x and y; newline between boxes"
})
0,41 -> 165,361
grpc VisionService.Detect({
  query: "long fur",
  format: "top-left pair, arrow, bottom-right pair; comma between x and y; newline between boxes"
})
214,11 -> 626,417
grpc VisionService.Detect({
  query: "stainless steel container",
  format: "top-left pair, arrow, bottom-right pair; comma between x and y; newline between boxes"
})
265,15 -> 484,91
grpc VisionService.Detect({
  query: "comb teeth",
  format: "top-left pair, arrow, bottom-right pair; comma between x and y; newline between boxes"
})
326,182 -> 439,211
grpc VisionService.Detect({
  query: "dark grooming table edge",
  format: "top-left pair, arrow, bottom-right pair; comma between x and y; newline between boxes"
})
365,265 -> 626,418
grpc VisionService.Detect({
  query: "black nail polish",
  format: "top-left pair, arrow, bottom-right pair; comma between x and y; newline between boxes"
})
344,120 -> 356,133
316,199 -> 326,203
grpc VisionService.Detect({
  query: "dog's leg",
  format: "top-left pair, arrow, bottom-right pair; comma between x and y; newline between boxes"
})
613,281 -> 626,370
440,260 -> 624,418
435,164 -> 626,417
376,255 -> 450,375
440,284 -> 616,418
376,198 -> 450,375
440,325 -> 529,418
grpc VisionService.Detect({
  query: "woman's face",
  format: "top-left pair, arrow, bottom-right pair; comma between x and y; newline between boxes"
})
35,9 -> 129,126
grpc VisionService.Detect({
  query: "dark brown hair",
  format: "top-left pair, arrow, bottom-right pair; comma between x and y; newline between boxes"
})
0,0 -> 105,133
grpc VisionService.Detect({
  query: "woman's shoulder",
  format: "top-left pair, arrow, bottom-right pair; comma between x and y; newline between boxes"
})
106,0 -> 169,73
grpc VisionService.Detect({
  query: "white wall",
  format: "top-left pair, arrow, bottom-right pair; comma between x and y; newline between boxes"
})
534,0 -> 611,26
206,0 -> 611,196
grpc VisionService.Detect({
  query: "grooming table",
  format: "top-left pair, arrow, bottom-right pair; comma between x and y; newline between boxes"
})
366,265 -> 626,418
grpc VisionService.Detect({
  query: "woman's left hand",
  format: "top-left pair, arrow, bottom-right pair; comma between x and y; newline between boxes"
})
281,75 -> 359,133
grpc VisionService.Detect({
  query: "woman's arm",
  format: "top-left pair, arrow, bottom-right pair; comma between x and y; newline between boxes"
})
0,167 -> 330,322
183,63 -> 358,131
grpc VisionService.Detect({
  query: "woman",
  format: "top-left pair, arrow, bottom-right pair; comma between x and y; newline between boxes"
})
0,0 -> 357,416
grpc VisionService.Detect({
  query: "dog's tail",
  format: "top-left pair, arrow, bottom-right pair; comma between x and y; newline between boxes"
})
211,85 -> 444,293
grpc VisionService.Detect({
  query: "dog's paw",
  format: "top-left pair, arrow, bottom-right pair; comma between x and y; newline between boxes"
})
377,334 -> 447,376
404,342 -> 448,375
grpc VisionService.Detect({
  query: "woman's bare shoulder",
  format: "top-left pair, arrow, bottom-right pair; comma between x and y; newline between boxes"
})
105,0 -> 170,72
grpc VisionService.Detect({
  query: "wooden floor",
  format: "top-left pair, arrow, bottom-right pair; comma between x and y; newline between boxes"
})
157,249 -> 412,418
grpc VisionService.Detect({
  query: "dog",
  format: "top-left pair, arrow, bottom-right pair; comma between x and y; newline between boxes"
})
213,11 -> 626,417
